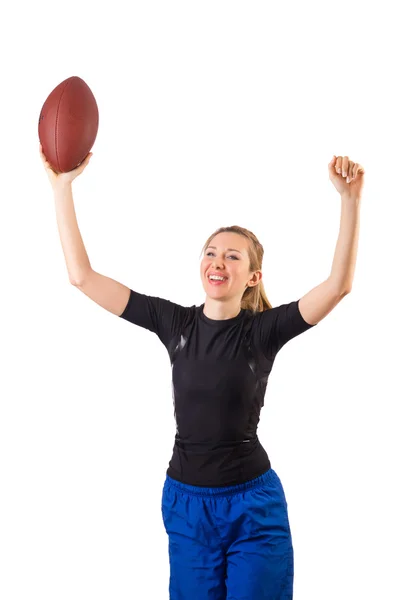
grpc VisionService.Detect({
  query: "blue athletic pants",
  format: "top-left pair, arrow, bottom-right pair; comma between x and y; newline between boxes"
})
161,468 -> 294,599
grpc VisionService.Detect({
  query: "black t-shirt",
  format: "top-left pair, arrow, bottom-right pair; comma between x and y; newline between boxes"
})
119,289 -> 317,487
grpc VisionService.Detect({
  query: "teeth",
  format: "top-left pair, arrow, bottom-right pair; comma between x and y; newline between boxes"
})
209,275 -> 226,281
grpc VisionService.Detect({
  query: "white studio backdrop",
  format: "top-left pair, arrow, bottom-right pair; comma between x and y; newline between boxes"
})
1,1 -> 396,599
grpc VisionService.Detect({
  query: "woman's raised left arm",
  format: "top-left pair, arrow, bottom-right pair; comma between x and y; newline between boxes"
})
299,155 -> 365,326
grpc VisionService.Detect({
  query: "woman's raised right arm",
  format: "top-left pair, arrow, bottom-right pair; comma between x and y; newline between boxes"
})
41,145 -> 131,317
73,270 -> 131,317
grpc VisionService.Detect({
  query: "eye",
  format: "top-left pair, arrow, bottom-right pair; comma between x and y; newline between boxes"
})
206,252 -> 238,260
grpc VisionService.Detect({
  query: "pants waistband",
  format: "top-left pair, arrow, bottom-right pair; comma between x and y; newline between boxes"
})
164,468 -> 277,497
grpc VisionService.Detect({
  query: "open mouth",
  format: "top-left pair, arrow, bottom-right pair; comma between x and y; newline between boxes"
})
208,275 -> 228,285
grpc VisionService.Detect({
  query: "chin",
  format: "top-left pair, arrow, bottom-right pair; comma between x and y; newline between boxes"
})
204,286 -> 229,298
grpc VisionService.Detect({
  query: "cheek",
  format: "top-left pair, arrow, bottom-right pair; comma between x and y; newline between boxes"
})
201,260 -> 210,274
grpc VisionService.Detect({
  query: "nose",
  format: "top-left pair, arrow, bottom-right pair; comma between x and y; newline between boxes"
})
212,260 -> 224,270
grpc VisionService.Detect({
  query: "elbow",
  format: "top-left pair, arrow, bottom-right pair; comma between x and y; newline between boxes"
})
340,287 -> 352,298
69,268 -> 92,287
70,276 -> 85,287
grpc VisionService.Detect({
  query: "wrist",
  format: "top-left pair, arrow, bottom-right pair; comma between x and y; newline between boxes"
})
53,181 -> 72,197
341,192 -> 362,205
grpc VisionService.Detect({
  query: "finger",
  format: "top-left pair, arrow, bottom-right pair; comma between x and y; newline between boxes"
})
40,152 -> 49,168
347,161 -> 354,182
82,152 -> 93,168
43,156 -> 58,174
39,145 -> 50,167
353,163 -> 364,178
39,143 -> 47,159
77,152 -> 92,169
335,156 -> 342,174
73,154 -> 92,175
81,153 -> 92,168
43,157 -> 52,170
342,156 -> 349,177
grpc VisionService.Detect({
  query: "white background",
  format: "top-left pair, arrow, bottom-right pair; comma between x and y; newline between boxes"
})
1,1 -> 396,599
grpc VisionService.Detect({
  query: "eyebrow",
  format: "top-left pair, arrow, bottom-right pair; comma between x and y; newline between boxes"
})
206,246 -> 243,254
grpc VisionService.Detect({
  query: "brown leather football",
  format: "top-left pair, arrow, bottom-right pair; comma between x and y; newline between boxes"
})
38,76 -> 99,173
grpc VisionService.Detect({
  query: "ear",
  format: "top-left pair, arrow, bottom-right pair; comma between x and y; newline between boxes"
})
248,271 -> 262,286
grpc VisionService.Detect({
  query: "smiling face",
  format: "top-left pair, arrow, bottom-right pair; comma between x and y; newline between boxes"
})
200,232 -> 262,302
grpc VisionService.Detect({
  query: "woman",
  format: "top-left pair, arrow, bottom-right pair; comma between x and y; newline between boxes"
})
40,145 -> 364,599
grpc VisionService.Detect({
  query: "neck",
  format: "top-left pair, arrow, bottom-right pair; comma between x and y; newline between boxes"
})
203,297 -> 242,320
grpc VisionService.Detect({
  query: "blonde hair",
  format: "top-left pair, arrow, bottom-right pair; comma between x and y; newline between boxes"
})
201,225 -> 272,313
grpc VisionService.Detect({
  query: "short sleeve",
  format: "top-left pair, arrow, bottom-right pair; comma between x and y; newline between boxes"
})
119,289 -> 194,348
253,299 -> 316,360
